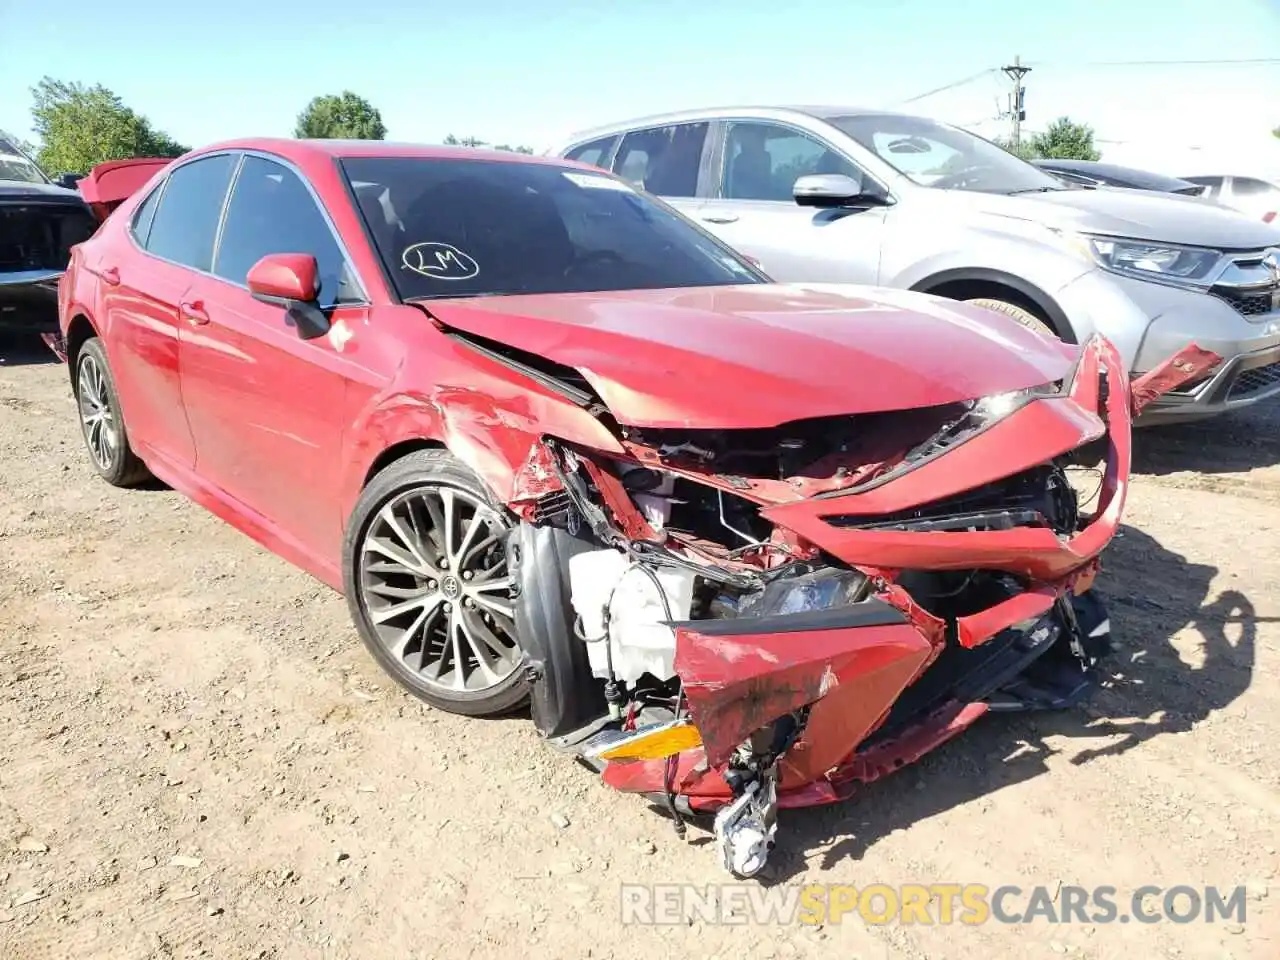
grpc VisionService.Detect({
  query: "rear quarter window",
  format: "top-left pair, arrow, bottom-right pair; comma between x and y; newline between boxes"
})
144,154 -> 237,271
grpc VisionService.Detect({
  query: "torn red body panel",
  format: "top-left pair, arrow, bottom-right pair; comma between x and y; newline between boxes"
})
1130,345 -> 1223,415
674,616 -> 933,767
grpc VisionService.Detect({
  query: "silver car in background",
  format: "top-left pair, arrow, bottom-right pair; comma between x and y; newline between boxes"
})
547,106 -> 1280,424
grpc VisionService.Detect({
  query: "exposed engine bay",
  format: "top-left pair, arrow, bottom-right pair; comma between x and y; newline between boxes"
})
0,203 -> 96,276
0,202 -> 98,329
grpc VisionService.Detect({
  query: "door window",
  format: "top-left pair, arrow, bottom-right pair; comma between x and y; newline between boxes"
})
565,136 -> 618,169
721,121 -> 862,202
144,154 -> 237,271
610,122 -> 708,197
213,155 -> 361,308
1229,176 -> 1280,199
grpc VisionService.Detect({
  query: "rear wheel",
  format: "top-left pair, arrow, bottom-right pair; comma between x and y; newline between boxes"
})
965,297 -> 1058,340
75,337 -> 152,487
343,449 -> 529,716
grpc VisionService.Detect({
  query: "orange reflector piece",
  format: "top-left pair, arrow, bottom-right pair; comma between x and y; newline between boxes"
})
595,721 -> 703,762
1073,565 -> 1098,596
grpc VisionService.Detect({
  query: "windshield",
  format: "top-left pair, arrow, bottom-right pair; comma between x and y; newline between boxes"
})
0,136 -> 49,185
826,114 -> 1064,195
340,156 -> 765,300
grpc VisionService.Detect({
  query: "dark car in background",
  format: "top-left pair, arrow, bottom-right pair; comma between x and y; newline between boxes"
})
0,134 -> 98,330
1032,158 -> 1207,196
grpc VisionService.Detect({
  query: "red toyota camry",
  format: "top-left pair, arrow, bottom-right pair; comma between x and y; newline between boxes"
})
56,138 -> 1213,877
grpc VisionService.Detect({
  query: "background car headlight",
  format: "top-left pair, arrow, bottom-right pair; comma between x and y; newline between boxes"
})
1080,235 -> 1223,287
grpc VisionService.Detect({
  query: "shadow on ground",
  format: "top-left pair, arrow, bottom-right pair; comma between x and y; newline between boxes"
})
1130,402 -> 1280,477
0,329 -> 59,368
756,523 -> 1275,880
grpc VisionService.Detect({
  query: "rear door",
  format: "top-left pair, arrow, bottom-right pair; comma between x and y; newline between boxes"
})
178,153 -> 369,564
607,121 -> 712,221
99,152 -> 237,470
694,119 -> 886,283
563,135 -> 619,172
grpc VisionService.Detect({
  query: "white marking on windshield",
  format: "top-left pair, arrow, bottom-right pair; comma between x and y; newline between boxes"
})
401,242 -> 480,281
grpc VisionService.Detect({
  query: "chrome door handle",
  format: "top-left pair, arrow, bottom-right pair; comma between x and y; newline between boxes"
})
701,214 -> 739,224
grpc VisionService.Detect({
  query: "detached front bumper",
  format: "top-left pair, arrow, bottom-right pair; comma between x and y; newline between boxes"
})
601,336 -> 1218,813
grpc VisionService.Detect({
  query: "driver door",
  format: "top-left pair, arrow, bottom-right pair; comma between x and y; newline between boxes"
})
694,120 -> 888,284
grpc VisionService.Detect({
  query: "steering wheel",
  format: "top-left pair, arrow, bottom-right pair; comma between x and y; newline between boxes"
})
930,164 -> 998,190
564,249 -> 626,278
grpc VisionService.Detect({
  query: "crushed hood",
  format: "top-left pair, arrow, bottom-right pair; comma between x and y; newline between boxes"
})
422,283 -> 1075,429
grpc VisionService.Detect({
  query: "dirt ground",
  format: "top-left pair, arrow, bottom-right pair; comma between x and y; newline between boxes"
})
1,329 -> 1278,960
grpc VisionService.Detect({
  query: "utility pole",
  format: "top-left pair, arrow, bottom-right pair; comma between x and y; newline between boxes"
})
1002,55 -> 1031,146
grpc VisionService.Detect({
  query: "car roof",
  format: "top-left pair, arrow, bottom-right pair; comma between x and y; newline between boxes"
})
188,137 -> 576,167
549,105 -> 915,147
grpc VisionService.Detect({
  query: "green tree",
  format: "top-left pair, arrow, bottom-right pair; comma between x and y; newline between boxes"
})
992,136 -> 1040,161
295,92 -> 386,140
29,76 -> 188,175
1027,116 -> 1101,161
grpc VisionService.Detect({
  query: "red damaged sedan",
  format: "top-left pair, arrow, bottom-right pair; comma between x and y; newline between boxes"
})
56,139 -> 1216,878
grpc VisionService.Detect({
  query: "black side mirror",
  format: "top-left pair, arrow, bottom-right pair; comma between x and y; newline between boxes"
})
54,172 -> 84,190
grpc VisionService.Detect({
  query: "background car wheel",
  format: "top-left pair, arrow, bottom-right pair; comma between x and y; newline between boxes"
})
75,337 -> 152,487
343,449 -> 530,716
965,297 -> 1058,340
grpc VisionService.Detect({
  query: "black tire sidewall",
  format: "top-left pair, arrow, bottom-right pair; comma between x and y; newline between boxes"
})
342,448 -> 530,716
75,338 -> 138,486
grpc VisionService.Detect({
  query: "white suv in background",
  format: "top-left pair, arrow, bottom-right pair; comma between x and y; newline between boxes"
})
547,105 -> 1280,424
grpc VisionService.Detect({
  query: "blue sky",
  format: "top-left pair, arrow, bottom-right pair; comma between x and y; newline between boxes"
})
1,0 -> 1278,170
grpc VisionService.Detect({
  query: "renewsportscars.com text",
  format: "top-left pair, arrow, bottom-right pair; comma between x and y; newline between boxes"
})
620,883 -> 1248,927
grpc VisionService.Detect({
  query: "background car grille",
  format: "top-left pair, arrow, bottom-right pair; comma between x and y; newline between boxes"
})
1228,361 -> 1280,401
1212,288 -> 1275,318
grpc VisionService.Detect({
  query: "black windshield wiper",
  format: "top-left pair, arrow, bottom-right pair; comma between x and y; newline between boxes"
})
1005,186 -> 1063,195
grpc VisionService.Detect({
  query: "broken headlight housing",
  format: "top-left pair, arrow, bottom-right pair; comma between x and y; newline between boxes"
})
903,381 -> 1062,464
735,567 -> 871,619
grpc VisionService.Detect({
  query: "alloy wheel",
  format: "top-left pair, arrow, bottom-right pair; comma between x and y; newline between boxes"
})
356,485 -> 521,694
78,353 -> 117,471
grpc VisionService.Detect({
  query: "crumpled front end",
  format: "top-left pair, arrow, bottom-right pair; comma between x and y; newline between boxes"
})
489,332 -> 1217,877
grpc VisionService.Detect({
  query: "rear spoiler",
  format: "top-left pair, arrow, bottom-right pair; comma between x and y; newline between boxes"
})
77,157 -> 174,220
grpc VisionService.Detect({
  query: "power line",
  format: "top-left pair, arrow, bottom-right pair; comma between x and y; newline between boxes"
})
899,68 -> 998,105
1027,57 -> 1280,68
900,56 -> 1280,106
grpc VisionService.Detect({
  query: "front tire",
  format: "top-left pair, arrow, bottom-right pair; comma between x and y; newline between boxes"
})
342,449 -> 530,716
74,337 -> 152,487
965,297 -> 1058,340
